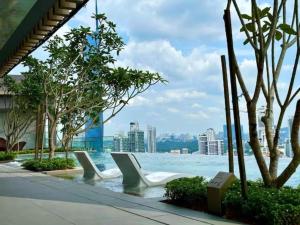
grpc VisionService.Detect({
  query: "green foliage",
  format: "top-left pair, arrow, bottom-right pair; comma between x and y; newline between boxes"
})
165,176 -> 208,203
223,180 -> 300,225
21,13 -> 165,154
17,148 -> 76,155
165,178 -> 300,224
22,158 -> 76,171
0,152 -> 16,161
240,5 -> 297,45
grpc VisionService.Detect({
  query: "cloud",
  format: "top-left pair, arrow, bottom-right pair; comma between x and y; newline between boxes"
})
128,88 -> 207,108
192,103 -> 202,109
186,111 -> 209,120
116,40 -> 224,95
167,107 -> 180,113
73,0 -> 229,45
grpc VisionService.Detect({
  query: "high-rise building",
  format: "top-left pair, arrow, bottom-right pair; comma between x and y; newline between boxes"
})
198,128 -> 223,155
286,117 -> 300,157
257,106 -> 267,152
279,127 -> 289,145
257,106 -> 275,154
147,125 -> 156,153
198,134 -> 208,154
285,139 -> 292,157
128,122 -> 145,152
113,134 -> 129,152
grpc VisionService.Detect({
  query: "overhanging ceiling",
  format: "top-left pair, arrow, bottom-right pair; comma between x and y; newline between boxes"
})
0,0 -> 89,77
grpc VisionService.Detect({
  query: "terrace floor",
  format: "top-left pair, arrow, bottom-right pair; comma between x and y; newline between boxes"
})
0,163 -> 243,225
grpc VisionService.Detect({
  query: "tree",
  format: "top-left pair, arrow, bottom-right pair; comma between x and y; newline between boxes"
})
224,0 -> 300,187
1,76 -> 38,152
3,61 -> 46,158
23,14 -> 165,158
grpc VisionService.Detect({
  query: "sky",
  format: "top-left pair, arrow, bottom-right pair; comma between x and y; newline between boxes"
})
10,0 -> 300,136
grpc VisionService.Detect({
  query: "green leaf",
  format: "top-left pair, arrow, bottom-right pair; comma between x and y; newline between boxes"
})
275,30 -> 282,41
267,12 -> 273,22
262,24 -> 270,33
241,14 -> 252,20
245,22 -> 256,32
240,23 -> 255,33
243,38 -> 250,45
278,24 -> 297,35
260,7 -> 271,18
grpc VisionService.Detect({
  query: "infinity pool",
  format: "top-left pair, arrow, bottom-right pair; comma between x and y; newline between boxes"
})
17,152 -> 300,198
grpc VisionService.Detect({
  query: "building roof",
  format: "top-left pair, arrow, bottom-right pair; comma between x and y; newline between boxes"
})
0,0 -> 89,77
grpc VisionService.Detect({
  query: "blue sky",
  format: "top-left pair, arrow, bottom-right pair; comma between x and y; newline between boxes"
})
11,0 -> 299,136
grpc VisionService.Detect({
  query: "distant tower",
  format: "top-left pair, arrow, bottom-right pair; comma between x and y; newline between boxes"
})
128,122 -> 145,152
198,128 -> 223,155
84,0 -> 104,152
206,128 -> 216,141
147,126 -> 156,153
198,134 -> 208,154
257,106 -> 275,154
287,117 -> 296,157
113,134 -> 129,152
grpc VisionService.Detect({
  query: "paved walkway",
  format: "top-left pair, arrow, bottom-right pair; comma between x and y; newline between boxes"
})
0,163 -> 242,225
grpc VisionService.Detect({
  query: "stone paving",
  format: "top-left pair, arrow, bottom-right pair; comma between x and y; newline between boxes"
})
0,163 -> 243,225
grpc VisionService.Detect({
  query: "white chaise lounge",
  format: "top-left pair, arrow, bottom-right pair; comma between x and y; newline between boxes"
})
111,152 -> 190,188
74,151 -> 121,179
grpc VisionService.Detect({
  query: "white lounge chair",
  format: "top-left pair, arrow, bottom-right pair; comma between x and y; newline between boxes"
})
111,152 -> 190,188
74,151 -> 121,179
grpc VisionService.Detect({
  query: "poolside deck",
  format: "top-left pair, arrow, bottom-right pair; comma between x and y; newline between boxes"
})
0,163 -> 243,225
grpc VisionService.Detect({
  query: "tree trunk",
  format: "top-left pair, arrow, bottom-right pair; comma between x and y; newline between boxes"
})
276,100 -> 300,187
224,9 -> 248,198
247,102 -> 272,186
221,55 -> 234,173
48,119 -> 57,159
35,104 -> 45,159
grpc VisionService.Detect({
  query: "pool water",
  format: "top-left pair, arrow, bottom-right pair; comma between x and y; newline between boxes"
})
17,152 -> 300,198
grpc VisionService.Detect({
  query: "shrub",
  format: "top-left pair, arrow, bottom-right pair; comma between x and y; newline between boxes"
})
223,180 -> 300,225
165,176 -> 208,204
22,158 -> 76,171
0,152 -> 16,161
18,148 -> 77,155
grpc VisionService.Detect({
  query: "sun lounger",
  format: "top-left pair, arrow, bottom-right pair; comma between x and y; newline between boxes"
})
74,151 -> 121,179
111,152 -> 191,187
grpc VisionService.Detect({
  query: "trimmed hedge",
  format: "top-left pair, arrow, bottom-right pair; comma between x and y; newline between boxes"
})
0,152 -> 16,161
165,177 -> 300,225
165,176 -> 208,209
223,180 -> 300,225
22,158 -> 76,171
17,148 -> 77,155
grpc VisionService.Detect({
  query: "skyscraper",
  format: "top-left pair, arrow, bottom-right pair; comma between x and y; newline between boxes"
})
147,125 -> 156,153
84,1 -> 103,152
198,128 -> 223,155
286,117 -> 298,157
113,134 -> 129,152
198,133 -> 208,154
128,122 -> 145,152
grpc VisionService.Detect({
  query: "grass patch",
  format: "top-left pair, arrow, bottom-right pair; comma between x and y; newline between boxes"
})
22,158 -> 76,171
0,152 -> 16,161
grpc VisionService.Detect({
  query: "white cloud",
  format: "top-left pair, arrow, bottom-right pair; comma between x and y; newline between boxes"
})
186,111 -> 209,120
192,103 -> 202,109
116,40 -> 224,95
167,107 -> 180,113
